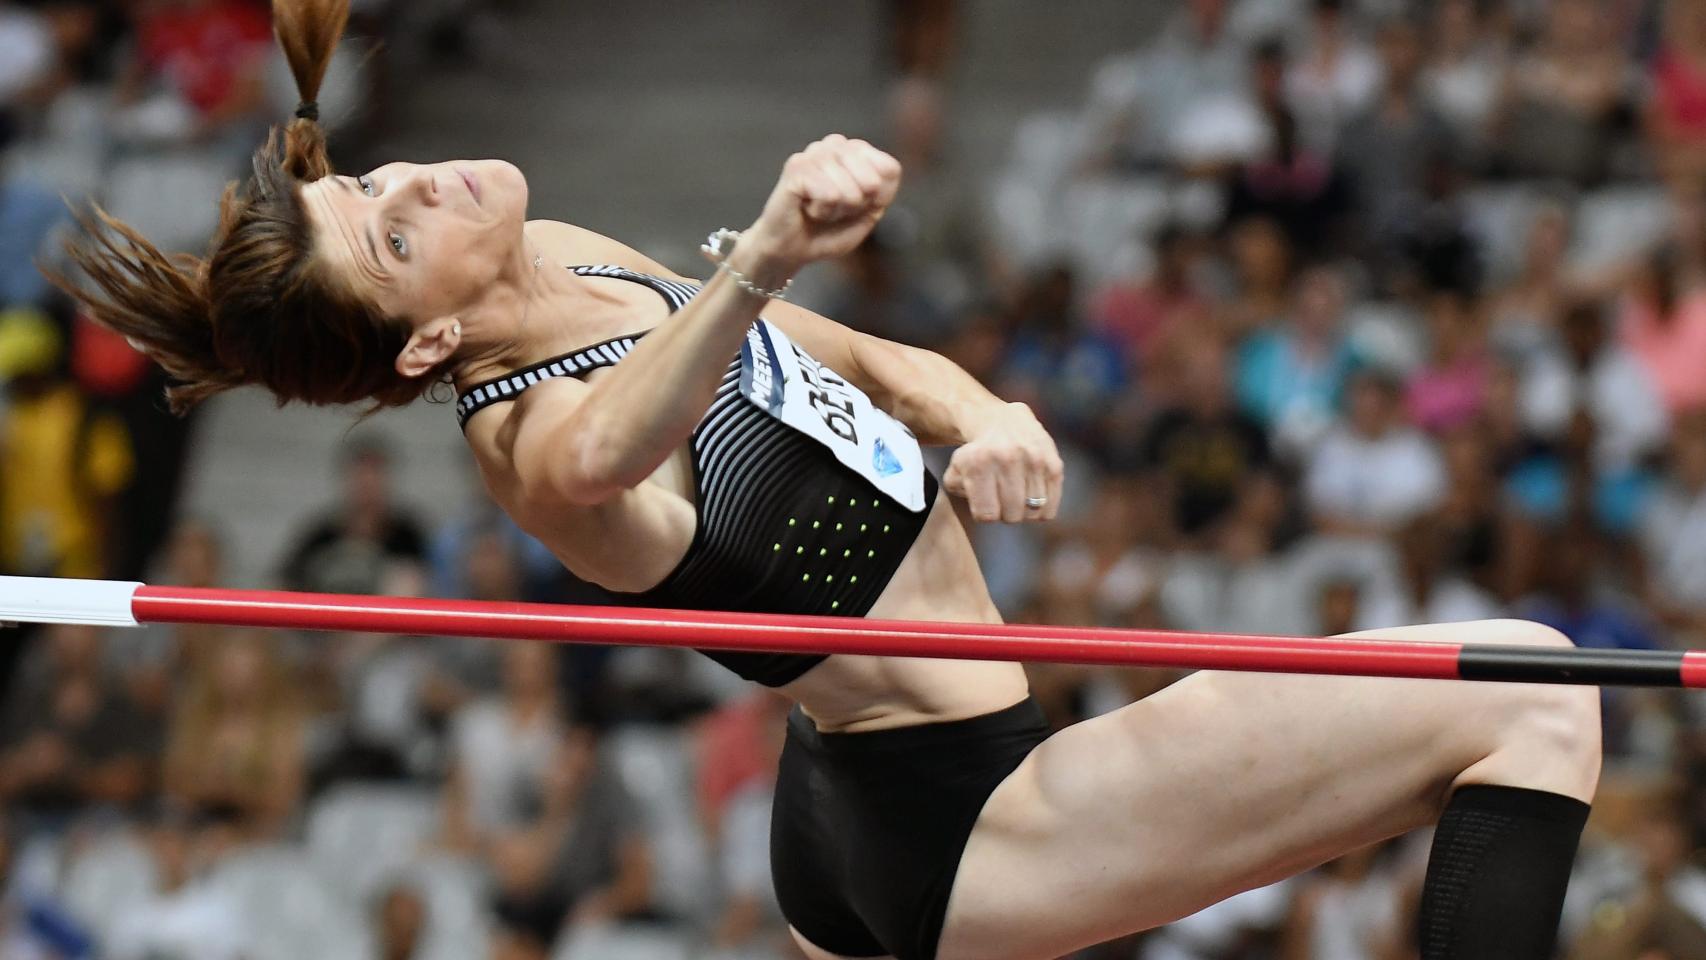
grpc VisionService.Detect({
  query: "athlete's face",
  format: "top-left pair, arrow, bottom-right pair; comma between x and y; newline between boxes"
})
301,158 -> 529,325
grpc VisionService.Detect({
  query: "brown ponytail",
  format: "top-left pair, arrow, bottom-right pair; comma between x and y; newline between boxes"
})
48,0 -> 438,415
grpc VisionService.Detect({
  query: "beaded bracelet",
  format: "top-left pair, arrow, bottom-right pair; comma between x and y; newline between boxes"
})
701,228 -> 793,300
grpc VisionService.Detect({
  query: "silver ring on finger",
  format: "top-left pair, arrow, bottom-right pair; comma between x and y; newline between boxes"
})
1025,496 -> 1048,510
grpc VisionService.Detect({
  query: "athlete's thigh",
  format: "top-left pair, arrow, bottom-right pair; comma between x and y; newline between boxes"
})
935,620 -> 1569,960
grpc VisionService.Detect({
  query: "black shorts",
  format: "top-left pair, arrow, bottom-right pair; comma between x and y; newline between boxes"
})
771,697 -> 1049,960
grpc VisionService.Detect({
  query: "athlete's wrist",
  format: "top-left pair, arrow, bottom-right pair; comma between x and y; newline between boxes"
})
733,222 -> 806,283
955,398 -> 1020,443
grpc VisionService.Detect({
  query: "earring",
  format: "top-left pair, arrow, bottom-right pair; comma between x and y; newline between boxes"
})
451,322 -> 461,337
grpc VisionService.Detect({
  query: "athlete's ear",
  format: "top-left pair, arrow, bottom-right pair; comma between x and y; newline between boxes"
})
396,316 -> 461,379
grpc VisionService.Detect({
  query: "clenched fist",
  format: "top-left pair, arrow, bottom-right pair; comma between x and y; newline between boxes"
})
744,135 -> 902,269
943,402 -> 1065,524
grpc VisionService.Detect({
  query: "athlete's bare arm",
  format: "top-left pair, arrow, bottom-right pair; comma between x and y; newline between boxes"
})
527,226 -> 1065,523
504,137 -> 899,508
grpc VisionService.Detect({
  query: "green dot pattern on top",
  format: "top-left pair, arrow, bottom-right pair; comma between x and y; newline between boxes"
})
768,483 -> 920,622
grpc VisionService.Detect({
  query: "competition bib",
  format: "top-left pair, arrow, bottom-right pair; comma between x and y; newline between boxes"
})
738,321 -> 928,512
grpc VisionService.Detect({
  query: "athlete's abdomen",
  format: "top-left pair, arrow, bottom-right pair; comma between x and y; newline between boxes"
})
780,487 -> 1031,732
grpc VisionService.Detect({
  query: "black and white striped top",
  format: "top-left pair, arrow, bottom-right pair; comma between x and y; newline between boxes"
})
454,265 -> 701,428
453,265 -> 938,687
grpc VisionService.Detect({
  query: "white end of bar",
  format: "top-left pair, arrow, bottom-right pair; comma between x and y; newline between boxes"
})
0,576 -> 141,627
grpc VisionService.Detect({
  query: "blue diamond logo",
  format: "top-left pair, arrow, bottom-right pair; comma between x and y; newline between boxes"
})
872,438 -> 902,477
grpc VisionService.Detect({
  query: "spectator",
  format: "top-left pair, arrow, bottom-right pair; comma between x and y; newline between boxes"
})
1283,0 -> 1381,154
1619,246 -> 1706,417
1092,223 -> 1214,373
375,883 -> 428,960
1640,415 -> 1706,645
1565,786 -> 1706,959
874,75 -> 1003,316
0,2 -> 55,148
487,730 -> 650,955
1336,13 -> 1457,253
1421,0 -> 1508,162
1521,521 -> 1660,654
1495,0 -> 1627,185
695,692 -> 791,956
112,0 -> 273,152
108,811 -> 250,960
0,307 -> 133,579
1406,286 -> 1491,434
1314,575 -> 1364,637
117,517 -> 230,722
1357,514 -> 1502,629
1218,216 -> 1295,341
280,435 -> 428,597
1225,41 -> 1355,260
0,177 -> 69,309
1305,368 -> 1446,537
1280,840 -> 1413,960
1646,0 -> 1706,190
1235,263 -> 1359,456
442,642 -> 565,851
1134,338 -> 1272,541
884,0 -> 956,80
1431,425 -> 1509,598
995,266 -> 1127,446
0,624 -> 157,827
1033,478 -> 1166,628
162,632 -> 305,837
1489,202 -> 1573,361
1161,496 -> 1312,637
1080,0 -> 1253,171
1522,299 -> 1669,476
822,230 -> 956,349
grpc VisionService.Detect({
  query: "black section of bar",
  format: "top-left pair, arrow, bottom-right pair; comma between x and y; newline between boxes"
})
1458,647 -> 1686,687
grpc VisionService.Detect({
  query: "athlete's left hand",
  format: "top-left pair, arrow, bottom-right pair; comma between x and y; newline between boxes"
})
943,402 -> 1064,523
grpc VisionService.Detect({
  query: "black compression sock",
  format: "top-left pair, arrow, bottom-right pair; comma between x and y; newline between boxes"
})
1418,784 -> 1591,960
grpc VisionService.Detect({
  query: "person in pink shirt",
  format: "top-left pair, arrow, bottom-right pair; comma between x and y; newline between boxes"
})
1619,247 -> 1706,415
1407,287 -> 1491,433
1648,0 -> 1706,187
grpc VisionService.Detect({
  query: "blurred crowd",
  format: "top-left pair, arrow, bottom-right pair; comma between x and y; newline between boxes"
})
6,0 -> 1706,958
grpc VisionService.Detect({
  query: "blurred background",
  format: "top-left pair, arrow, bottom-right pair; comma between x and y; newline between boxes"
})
3,0 -> 1706,957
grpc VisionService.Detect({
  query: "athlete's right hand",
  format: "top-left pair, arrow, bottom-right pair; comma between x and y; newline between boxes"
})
743,135 -> 902,270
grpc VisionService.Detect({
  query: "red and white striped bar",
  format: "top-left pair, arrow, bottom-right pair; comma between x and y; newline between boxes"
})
4,576 -> 1705,688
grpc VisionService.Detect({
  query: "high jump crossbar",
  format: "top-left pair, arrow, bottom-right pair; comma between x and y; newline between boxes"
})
1,576 -> 1701,689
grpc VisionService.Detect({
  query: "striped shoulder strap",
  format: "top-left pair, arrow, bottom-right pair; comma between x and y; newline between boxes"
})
452,265 -> 700,429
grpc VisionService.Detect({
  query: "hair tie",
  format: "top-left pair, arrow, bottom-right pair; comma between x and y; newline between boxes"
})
294,100 -> 319,122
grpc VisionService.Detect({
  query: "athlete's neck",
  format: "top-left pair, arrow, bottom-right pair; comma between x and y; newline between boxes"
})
448,230 -> 636,391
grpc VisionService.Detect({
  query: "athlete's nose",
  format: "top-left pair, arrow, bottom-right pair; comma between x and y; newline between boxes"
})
411,169 -> 441,207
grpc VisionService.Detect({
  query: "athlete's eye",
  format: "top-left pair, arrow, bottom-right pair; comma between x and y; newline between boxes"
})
358,175 -> 376,196
390,233 -> 408,257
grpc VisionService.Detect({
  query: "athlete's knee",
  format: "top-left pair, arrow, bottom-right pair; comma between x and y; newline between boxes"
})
1475,625 -> 1602,795
1460,618 -> 1576,650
